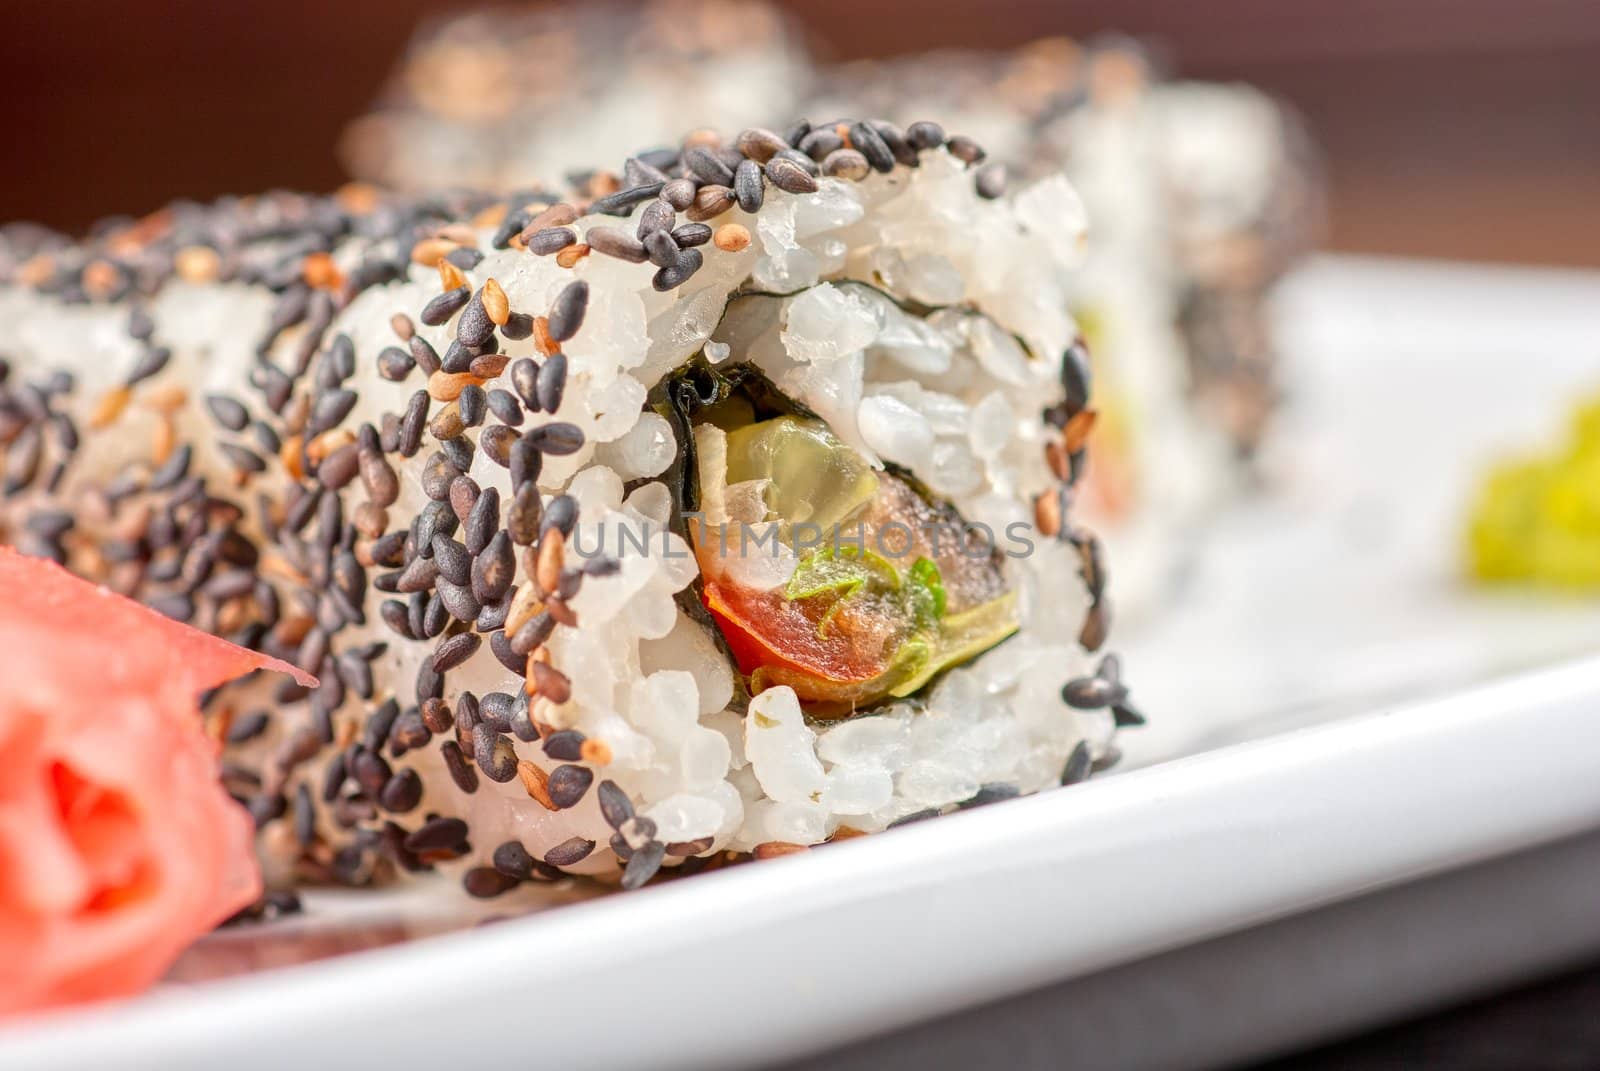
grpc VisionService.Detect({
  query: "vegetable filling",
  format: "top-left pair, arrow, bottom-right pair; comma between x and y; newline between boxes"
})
690,406 -> 1018,716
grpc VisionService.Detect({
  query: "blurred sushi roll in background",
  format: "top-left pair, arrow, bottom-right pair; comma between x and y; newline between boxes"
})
341,0 -> 812,193
804,37 -> 1320,606
0,118 -> 1133,897
343,10 -> 1321,613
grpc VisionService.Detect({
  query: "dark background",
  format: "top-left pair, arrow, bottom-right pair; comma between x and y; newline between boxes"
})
4,0 -> 1598,267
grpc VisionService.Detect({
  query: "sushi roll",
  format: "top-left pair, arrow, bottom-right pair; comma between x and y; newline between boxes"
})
341,0 -> 810,194
0,120 -> 1134,896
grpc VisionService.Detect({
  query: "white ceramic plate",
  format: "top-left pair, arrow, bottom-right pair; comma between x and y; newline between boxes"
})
6,255 -> 1600,1069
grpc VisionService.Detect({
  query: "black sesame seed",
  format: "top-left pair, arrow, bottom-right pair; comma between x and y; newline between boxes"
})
736,126 -> 788,162
906,120 -> 946,151
1060,741 -> 1093,785
527,422 -> 584,456
684,145 -> 735,185
488,628 -> 524,674
463,867 -> 519,899
1061,340 -> 1092,413
439,434 -> 474,473
535,351 -> 567,414
669,223 -> 711,250
478,424 -> 516,469
596,780 -> 633,829
446,246 -> 484,271
590,182 -> 665,216
433,631 -> 481,673
246,792 -> 286,829
419,697 -> 453,734
473,724 -> 518,783
501,311 -> 535,340
309,388 -> 358,437
293,784 -> 317,846
395,395 -> 428,457
624,155 -> 670,187
798,127 -> 844,161
226,709 -> 271,745
540,726 -> 585,758
420,452 -> 461,501
510,438 -> 543,490
391,711 -> 431,756
126,345 -> 172,385
420,285 -> 471,326
439,340 -> 476,376
545,836 -> 596,867
526,227 -> 577,255
823,148 -> 870,180
205,394 -> 249,431
620,841 -> 666,890
457,291 -> 495,348
492,841 -> 535,880
848,122 -> 895,172
1111,702 -> 1147,728
318,443 -> 361,489
959,783 -> 1021,809
509,611 -> 556,657
975,162 -> 1008,200
148,443 -> 192,491
583,555 -> 622,578
889,808 -> 941,828
475,594 -> 512,633
1061,675 -> 1127,710
547,765 -> 594,809
218,442 -> 267,475
409,336 -> 442,376
351,749 -> 393,799
473,531 -> 515,603
458,385 -> 487,428
486,388 -> 524,427
507,482 -> 542,545
441,740 -> 479,793
870,120 -> 917,166
660,178 -> 696,211
643,229 -> 679,269
478,691 -> 517,733
541,493 -> 578,537
547,281 -> 588,343
404,816 -> 469,853
636,200 -> 676,240
377,346 -> 415,381
730,159 -> 764,213
379,597 -> 413,639
464,486 -> 499,555
493,208 -> 531,249
946,134 -> 986,164
510,357 -> 539,410
416,658 -> 444,704
437,578 -> 482,624
431,535 -> 471,585
128,305 -> 155,340
379,768 -> 423,813
652,247 -> 703,291
319,751 -> 348,803
586,226 -> 649,264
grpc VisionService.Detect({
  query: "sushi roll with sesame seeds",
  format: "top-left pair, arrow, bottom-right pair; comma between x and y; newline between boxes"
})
0,119 -> 1136,898
341,0 -> 811,195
